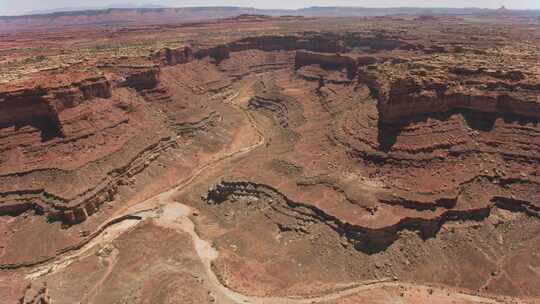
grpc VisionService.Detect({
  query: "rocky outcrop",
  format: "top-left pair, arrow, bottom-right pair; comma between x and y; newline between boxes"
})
0,76 -> 111,141
1,214 -> 141,270
0,69 -> 177,224
131,33 -> 405,84
18,283 -> 53,304
295,51 -> 359,79
0,100 -> 228,225
77,76 -> 112,100
0,135 -> 177,224
344,33 -> 413,51
123,67 -> 160,90
172,111 -> 221,136
193,33 -> 406,65
247,80 -> 305,131
195,35 -> 298,62
378,80 -> 540,124
358,64 -> 540,124
152,46 -> 193,66
205,179 -> 539,254
0,76 -> 112,121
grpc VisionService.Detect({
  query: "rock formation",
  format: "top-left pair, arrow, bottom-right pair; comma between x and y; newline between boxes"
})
0,75 -> 111,141
152,46 -> 193,66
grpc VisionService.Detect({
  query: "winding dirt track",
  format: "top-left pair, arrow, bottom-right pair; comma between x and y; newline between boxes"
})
25,90 -> 509,304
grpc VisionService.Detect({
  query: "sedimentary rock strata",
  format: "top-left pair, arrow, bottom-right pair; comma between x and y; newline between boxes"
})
152,46 -> 193,66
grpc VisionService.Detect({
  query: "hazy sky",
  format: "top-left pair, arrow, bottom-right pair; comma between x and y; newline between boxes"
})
0,0 -> 538,15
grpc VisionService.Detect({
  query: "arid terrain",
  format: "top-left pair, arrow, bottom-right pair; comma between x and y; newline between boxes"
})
0,8 -> 539,304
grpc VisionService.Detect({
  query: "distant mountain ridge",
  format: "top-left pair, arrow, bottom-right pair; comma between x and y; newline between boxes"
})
1,6 -> 538,31
25,3 -> 168,15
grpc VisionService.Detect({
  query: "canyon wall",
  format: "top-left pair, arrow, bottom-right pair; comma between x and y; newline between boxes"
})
0,76 -> 111,140
359,69 -> 540,124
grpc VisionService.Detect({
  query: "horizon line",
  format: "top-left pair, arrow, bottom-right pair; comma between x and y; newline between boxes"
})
2,5 -> 539,18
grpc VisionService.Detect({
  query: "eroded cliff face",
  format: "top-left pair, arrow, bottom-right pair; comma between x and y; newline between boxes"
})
192,32 -> 409,63
122,67 -> 160,90
0,70 -> 169,225
0,76 -> 111,141
295,51 -> 359,79
151,46 -> 193,66
359,62 -> 540,124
